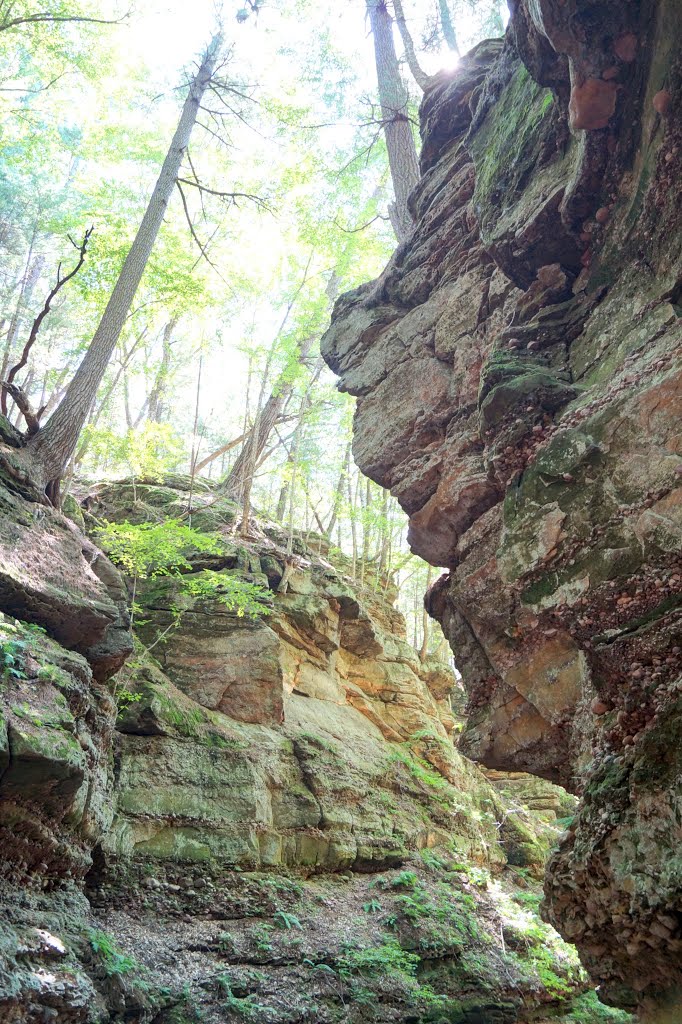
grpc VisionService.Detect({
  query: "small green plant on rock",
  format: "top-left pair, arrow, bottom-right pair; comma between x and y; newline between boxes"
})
273,909 -> 302,930
216,974 -> 267,1019
217,930 -> 236,954
0,620 -> 47,685
362,899 -> 381,914
564,991 -> 636,1023
251,923 -> 274,953
88,928 -> 140,976
337,940 -> 444,1010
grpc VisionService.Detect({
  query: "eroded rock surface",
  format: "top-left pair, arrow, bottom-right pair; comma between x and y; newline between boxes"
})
322,0 -> 681,1012
0,475 -> 606,1023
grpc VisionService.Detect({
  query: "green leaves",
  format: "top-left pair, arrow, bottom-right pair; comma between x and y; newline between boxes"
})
87,928 -> 140,977
181,571 -> 271,620
272,910 -> 302,930
97,519 -> 223,579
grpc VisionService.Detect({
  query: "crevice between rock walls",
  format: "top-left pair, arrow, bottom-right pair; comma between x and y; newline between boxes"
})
321,0 -> 681,1013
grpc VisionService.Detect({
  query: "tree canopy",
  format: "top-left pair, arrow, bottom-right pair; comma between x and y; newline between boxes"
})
0,0 -> 505,654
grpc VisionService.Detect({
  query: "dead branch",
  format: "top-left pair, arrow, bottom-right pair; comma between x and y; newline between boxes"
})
333,213 -> 388,233
176,180 -> 225,279
1,226 -> 93,416
177,177 -> 270,210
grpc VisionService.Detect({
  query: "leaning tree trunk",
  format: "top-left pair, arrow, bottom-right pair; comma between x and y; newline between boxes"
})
366,0 -> 420,241
218,336 -> 314,500
19,34 -> 223,499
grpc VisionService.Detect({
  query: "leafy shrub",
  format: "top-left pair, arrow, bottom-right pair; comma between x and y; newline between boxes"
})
337,940 -> 420,981
564,991 -> 636,1023
0,620 -> 47,684
97,519 -> 223,579
215,974 -> 266,1019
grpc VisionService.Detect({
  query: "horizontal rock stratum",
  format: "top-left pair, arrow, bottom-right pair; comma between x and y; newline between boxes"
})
322,0 -> 681,1015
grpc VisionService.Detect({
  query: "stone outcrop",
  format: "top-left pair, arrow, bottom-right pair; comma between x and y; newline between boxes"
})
0,474 -> 131,882
0,475 -> 617,1023
321,0 -> 681,1014
84,479 -> 524,876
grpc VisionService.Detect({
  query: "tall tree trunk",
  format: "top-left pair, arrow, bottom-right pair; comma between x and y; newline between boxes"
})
325,439 -> 351,539
20,33 -> 224,498
219,336 -> 313,501
438,0 -> 460,55
392,0 -> 430,90
360,477 -> 372,585
366,0 -> 420,241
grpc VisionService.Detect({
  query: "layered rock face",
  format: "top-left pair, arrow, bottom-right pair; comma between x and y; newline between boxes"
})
0,475 -> 131,881
321,0 -> 681,1014
1,475 -> 604,1023
86,479 -> 520,876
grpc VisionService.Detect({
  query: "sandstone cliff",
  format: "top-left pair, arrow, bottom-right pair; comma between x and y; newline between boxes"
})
321,0 -> 681,1016
0,472 -> 618,1023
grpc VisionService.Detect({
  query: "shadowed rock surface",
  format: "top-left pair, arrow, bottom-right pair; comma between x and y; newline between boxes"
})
321,0 -> 681,1015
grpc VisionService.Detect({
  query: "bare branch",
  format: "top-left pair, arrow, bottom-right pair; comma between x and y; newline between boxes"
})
2,226 -> 93,416
177,177 -> 270,211
334,213 -> 388,233
0,9 -> 130,33
176,179 -> 227,282
196,120 -> 234,150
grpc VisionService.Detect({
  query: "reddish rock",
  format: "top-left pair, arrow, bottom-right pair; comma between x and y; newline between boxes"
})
322,0 -> 682,1011
569,78 -> 617,130
653,89 -> 672,116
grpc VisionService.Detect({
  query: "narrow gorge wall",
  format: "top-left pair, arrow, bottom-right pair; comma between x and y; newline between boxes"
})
321,0 -> 681,1016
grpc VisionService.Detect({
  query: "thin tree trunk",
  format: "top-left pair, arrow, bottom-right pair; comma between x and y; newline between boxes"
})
21,33 -> 224,497
1,248 -> 44,389
438,0 -> 460,55
325,439 -> 351,539
147,315 -> 178,422
236,339 -> 280,535
348,469 -> 360,580
392,0 -> 431,90
187,354 -> 203,526
73,327 -> 148,466
419,565 -> 434,661
360,477 -> 372,585
122,352 -> 134,430
220,335 -> 313,501
366,0 -> 420,241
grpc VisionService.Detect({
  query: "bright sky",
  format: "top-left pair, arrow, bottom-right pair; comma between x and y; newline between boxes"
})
123,0 -> 507,95
85,0 -> 509,438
